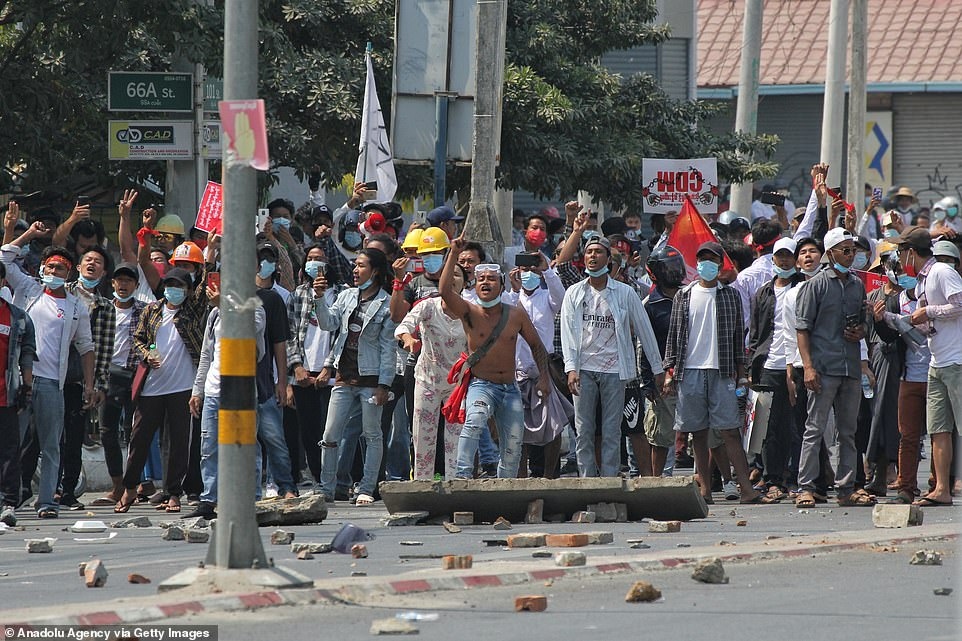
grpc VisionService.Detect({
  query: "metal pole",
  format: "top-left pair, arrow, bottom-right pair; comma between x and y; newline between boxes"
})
433,93 -> 450,206
728,0 -> 762,219
464,0 -> 508,263
194,62 -> 209,207
821,0 -> 849,178
212,0 -> 266,570
846,0 -> 867,208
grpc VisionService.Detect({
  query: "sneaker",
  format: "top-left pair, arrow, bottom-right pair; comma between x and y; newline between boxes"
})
0,505 -> 16,526
264,482 -> 278,499
478,463 -> 498,479
186,494 -> 200,506
723,480 -> 740,501
60,495 -> 85,511
559,459 -> 579,476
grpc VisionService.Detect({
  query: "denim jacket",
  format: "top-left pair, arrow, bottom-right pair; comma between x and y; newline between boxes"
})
2,301 -> 36,406
314,286 -> 397,386
560,276 -> 664,381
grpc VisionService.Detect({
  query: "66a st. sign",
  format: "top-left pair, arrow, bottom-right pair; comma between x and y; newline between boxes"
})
641,158 -> 719,214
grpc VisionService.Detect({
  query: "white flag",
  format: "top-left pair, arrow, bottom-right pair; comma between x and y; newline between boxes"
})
355,51 -> 398,203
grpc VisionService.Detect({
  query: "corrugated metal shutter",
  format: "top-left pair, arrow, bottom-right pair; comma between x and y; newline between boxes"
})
893,93 -> 962,210
658,39 -> 690,100
601,46 -> 658,77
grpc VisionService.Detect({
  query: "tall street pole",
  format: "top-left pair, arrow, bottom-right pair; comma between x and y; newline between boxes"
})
821,0 -> 849,183
728,0 -> 762,219
846,0 -> 867,209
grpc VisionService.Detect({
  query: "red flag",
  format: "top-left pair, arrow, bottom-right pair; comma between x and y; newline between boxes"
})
665,196 -> 734,282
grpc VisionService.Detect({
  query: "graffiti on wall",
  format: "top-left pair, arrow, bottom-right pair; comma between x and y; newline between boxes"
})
914,166 -> 962,210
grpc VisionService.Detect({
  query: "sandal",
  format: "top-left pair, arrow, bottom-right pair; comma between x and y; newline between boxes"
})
165,497 -> 182,513
740,492 -> 779,505
354,493 -> 375,506
795,491 -> 816,508
766,486 -> 788,502
37,508 -> 58,519
114,496 -> 136,513
837,491 -> 876,507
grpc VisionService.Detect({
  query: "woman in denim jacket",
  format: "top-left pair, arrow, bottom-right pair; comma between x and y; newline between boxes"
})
312,248 -> 397,505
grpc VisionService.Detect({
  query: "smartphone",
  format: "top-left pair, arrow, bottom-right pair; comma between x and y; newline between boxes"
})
832,186 -> 843,199
256,208 -> 269,232
873,186 -> 883,202
207,272 -> 220,289
361,180 -> 378,201
515,253 -> 541,268
76,195 -> 91,207
845,313 -> 861,328
405,258 -> 423,273
760,192 -> 786,207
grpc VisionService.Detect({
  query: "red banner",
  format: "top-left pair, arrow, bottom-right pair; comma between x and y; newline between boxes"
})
194,181 -> 223,234
854,269 -> 887,293
665,196 -> 734,282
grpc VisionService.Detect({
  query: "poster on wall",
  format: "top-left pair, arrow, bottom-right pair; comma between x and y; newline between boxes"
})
641,158 -> 719,214
864,112 -> 893,191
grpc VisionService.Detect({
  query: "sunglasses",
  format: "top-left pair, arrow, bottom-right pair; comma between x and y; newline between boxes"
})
834,247 -> 856,256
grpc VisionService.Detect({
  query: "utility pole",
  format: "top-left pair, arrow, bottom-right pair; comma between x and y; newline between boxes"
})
728,0 -> 763,219
821,0 -> 849,182
846,0 -> 867,209
464,0 -> 508,263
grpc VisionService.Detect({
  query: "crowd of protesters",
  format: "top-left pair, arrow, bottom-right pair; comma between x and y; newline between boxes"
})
0,160 -> 959,522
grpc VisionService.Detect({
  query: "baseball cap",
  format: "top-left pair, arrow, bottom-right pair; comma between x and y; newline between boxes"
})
257,241 -> 279,260
426,205 -> 464,226
773,237 -> 797,255
112,262 -> 139,281
162,267 -> 191,285
895,226 -> 932,252
584,236 -> 611,253
823,227 -> 855,251
933,240 -> 961,261
696,241 -> 725,259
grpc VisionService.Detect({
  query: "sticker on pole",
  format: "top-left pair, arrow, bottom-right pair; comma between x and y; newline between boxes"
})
194,181 -> 223,234
641,158 -> 719,214
218,99 -> 269,170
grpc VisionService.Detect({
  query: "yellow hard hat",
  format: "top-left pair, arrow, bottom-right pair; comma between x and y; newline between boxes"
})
417,227 -> 450,254
871,240 -> 898,270
401,227 -> 424,251
155,214 -> 185,236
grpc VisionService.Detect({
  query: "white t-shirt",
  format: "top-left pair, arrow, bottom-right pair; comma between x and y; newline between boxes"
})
763,283 -> 790,370
580,286 -> 619,373
111,305 -> 135,367
303,289 -> 335,372
133,265 -> 157,305
918,262 -> 962,367
142,305 -> 195,396
32,293 -> 68,381
782,284 -> 803,367
685,284 -> 719,369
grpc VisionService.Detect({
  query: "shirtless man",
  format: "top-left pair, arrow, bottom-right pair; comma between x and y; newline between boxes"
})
440,235 -> 552,478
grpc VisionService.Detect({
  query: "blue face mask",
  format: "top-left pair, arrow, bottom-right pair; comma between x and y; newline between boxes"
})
113,291 -> 135,303
696,260 -> 720,281
164,287 -> 187,306
258,260 -> 276,279
833,262 -> 849,274
884,228 -> 899,238
585,266 -> 609,278
852,253 -> 868,270
773,266 -> 797,279
356,277 -> 374,291
305,260 -> 326,279
422,254 -> 444,274
948,206 -> 959,218
897,274 -> 918,290
272,217 -> 291,232
41,274 -> 66,290
521,271 -> 541,291
344,231 -> 362,248
478,294 -> 502,308
79,275 -> 101,289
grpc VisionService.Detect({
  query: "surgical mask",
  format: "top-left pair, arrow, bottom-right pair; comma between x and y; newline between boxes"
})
934,209 -> 947,222
521,271 -> 541,291
526,229 -> 547,248
356,277 -> 374,290
344,230 -> 362,248
164,286 -> 187,305
897,274 -> 918,290
885,269 -> 898,285
884,228 -> 899,238
802,267 -> 820,278
258,259 -> 276,279
305,260 -> 326,279
696,260 -> 720,281
272,217 -> 291,232
831,252 -> 850,274
585,266 -> 609,278
79,274 -> 101,289
41,274 -> 66,289
773,266 -> 797,279
422,254 -> 444,274
897,204 -> 912,213
852,253 -> 868,270
478,294 -> 502,308
948,206 -> 960,218
113,291 -> 135,303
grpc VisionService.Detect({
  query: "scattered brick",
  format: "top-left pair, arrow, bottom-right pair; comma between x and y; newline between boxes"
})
270,529 -> 294,545
127,573 -> 151,584
441,554 -> 473,569
736,520 -> 747,527
625,581 -> 661,602
296,549 -> 314,560
514,595 -> 547,612
584,531 -> 614,545
587,502 -> 617,523
614,503 -> 628,523
691,558 -> 728,584
872,504 -> 923,528
452,512 -> 474,525
25,539 -> 54,553
909,550 -> 942,566
525,499 -> 544,524
544,533 -> 589,548
507,533 -> 547,548
648,520 -> 681,533
162,526 -> 185,541
492,516 -> 512,530
185,528 -> 209,543
570,511 -> 596,524
79,560 -> 108,588
442,521 -> 462,534
554,551 -> 586,567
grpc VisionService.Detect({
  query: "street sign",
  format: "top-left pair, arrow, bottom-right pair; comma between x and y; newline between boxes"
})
108,120 -> 193,160
203,78 -> 224,112
108,72 -> 193,112
202,120 -> 222,159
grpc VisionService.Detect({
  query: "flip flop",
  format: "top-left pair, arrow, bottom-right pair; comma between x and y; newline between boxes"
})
740,493 -> 778,505
354,493 -> 375,506
913,496 -> 953,507
114,497 -> 136,514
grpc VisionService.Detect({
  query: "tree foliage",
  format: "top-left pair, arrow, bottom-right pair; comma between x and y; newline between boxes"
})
0,0 -> 777,210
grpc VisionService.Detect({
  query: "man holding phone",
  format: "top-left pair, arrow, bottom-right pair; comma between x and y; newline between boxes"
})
795,227 -> 872,507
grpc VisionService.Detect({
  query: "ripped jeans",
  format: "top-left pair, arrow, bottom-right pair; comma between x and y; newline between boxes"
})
455,378 -> 524,478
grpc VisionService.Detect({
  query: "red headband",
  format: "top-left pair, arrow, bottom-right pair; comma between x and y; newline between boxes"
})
43,256 -> 73,271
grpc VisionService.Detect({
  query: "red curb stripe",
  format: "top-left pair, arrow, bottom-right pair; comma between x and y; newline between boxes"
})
660,558 -> 684,567
778,548 -> 816,557
529,569 -> 565,580
77,612 -> 123,625
390,579 -> 433,593
596,562 -> 632,573
159,601 -> 205,617
462,575 -> 502,587
239,592 -> 284,608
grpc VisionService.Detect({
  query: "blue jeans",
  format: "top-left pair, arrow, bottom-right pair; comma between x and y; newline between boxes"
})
478,420 -> 498,466
200,395 -> 263,504
29,377 -> 65,512
455,378 -> 523,478
144,432 -> 162,483
335,405 -> 363,493
321,385 -> 383,498
385,392 -> 411,481
256,398 -> 295,495
573,370 -> 626,477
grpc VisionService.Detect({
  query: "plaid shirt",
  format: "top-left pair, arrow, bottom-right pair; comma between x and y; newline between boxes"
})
663,281 -> 745,382
66,282 -> 115,390
316,236 -> 355,288
286,281 -> 341,371
117,300 -> 147,371
133,293 -> 205,366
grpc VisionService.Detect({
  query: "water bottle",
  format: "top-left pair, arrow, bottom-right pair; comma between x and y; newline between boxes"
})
734,380 -> 748,399
861,374 -> 874,399
147,343 -> 160,362
367,391 -> 396,404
